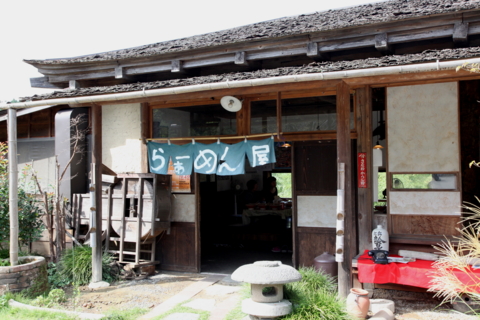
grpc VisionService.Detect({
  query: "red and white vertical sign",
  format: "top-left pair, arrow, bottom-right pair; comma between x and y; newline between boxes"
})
358,152 -> 367,188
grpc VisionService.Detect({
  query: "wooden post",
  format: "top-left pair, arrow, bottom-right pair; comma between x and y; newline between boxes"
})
8,109 -> 18,266
140,103 -> 149,173
276,92 -> 282,137
119,177 -> 127,263
336,81 -> 355,297
91,105 -> 103,283
355,87 -> 373,253
105,185 -> 113,253
135,178 -> 144,264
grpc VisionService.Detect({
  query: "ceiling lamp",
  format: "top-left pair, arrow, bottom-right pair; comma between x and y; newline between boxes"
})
220,96 -> 242,112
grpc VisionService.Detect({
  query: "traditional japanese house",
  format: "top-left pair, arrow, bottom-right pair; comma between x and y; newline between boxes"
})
3,0 -> 480,294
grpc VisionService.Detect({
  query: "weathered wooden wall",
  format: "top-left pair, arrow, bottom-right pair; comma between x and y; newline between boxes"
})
157,222 -> 197,272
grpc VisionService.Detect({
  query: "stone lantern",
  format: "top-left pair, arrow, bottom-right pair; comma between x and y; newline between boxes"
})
231,260 -> 301,319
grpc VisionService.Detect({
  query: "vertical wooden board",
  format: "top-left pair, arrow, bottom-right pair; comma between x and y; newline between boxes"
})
297,228 -> 336,267
157,227 -> 176,268
355,87 -> 373,253
157,222 -> 197,272
155,174 -> 172,222
111,198 -> 125,219
391,215 -> 461,236
142,199 -> 153,220
143,179 -> 154,196
294,141 -> 337,194
237,98 -> 249,136
175,223 -> 196,269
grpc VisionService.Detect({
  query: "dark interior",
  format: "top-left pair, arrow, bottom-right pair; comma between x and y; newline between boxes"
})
199,164 -> 293,274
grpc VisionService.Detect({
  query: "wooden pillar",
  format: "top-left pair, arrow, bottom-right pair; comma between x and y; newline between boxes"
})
8,109 -> 18,266
140,103 -> 149,173
91,105 -> 103,282
336,81 -> 356,297
355,87 -> 373,253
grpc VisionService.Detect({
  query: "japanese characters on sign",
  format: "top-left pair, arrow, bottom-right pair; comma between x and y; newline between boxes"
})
147,137 -> 276,177
358,152 -> 367,188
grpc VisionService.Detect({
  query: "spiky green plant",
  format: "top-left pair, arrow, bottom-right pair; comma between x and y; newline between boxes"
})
281,267 -> 349,320
57,246 -> 118,286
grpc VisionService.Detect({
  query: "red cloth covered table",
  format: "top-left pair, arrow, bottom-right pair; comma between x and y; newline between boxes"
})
357,250 -> 480,291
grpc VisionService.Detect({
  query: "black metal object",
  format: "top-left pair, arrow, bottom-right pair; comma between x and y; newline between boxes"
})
368,250 -> 389,264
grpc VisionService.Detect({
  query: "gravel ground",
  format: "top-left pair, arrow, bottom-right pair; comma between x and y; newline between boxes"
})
373,289 -> 479,320
58,273 -> 480,319
62,273 -> 205,314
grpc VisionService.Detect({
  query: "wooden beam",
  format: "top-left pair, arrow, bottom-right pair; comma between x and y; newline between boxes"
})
306,42 -> 319,57
69,80 -> 80,89
234,52 -> 248,65
171,60 -> 184,73
71,79 -> 341,107
375,33 -> 390,52
115,66 -> 130,79
30,76 -> 65,89
336,81 -> 355,297
343,69 -> 478,87
453,21 -> 469,45
49,70 -> 115,83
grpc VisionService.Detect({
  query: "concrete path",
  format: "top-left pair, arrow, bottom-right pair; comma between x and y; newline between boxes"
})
138,274 -> 236,320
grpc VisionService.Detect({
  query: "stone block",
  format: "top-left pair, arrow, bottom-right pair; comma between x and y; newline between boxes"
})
0,284 -> 7,295
0,267 -> 11,274
0,273 -> 19,280
0,278 -> 19,285
9,283 -> 28,290
242,299 -> 292,318
12,264 -> 32,272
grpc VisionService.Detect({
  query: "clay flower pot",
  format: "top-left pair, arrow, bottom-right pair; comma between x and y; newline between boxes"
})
346,288 -> 370,319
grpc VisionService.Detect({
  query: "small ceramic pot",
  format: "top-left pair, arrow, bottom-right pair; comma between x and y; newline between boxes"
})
346,288 -> 370,319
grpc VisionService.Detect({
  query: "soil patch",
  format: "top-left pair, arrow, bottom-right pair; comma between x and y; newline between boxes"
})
61,273 -> 205,314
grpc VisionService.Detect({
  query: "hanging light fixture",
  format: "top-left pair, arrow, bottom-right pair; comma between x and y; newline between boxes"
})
373,141 -> 383,150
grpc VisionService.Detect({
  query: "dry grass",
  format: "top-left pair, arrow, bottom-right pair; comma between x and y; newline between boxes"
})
428,199 -> 480,311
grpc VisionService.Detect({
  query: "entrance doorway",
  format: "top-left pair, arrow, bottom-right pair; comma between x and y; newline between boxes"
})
199,163 -> 293,274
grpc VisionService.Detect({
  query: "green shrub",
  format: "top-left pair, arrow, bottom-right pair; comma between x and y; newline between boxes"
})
57,246 -> 118,286
0,295 -> 8,309
47,262 -> 70,289
0,249 -> 8,260
31,288 -> 66,308
281,267 -> 349,320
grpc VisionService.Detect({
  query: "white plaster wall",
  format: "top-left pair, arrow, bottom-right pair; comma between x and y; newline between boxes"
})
297,195 -> 336,228
102,103 -> 142,173
387,82 -> 459,172
171,194 -> 196,222
389,191 -> 461,216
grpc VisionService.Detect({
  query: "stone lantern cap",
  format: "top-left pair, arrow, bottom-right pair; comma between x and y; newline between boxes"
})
231,261 -> 302,285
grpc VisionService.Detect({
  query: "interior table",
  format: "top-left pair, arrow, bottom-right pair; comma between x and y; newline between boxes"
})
242,208 -> 292,225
